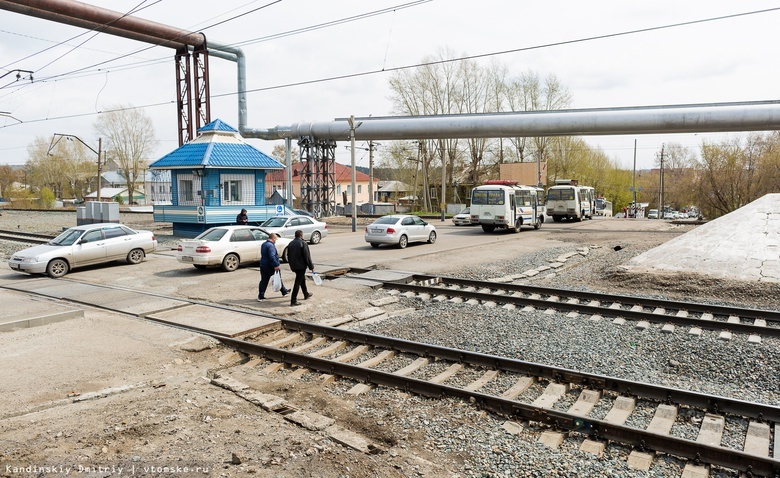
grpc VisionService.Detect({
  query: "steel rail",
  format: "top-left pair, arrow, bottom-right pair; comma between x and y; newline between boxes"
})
380,280 -> 780,338
0,230 -> 54,244
398,274 -> 780,322
213,334 -> 780,476
6,281 -> 780,475
28,277 -> 780,422
384,273 -> 780,324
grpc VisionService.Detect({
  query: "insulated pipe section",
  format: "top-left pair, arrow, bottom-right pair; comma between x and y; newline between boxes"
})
0,0 -> 205,48
208,41 -> 248,136
242,101 -> 780,141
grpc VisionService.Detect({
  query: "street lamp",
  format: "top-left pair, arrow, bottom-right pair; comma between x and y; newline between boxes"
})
48,134 -> 103,201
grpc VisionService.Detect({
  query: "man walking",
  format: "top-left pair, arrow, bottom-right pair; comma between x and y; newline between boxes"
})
287,229 -> 314,306
258,233 -> 289,301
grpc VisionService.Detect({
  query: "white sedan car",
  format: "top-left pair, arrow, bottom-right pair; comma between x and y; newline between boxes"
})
8,223 -> 157,278
365,214 -> 437,249
452,207 -> 474,226
176,225 -> 291,272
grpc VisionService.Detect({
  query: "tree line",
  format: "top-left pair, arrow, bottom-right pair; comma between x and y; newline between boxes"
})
6,53 -> 779,218
2,105 -> 156,208
378,49 -> 780,218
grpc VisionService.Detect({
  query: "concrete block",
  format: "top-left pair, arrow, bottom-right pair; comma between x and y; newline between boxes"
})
627,451 -> 654,470
285,410 -> 335,431
538,431 -> 565,449
579,439 -> 605,457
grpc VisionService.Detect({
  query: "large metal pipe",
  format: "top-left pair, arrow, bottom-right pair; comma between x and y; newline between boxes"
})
0,0 -> 205,48
242,101 -> 780,141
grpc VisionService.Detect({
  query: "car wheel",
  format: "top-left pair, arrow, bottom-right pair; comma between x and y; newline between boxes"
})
427,231 -> 437,244
370,243 -> 380,248
221,253 -> 240,272
194,264 -> 208,270
552,216 -> 562,222
398,235 -> 408,249
534,217 -> 542,229
310,231 -> 322,244
46,259 -> 69,278
281,247 -> 289,263
126,248 -> 145,264
481,224 -> 495,233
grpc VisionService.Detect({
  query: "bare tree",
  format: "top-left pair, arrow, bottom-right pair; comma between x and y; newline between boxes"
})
94,105 -> 157,204
504,71 -> 572,167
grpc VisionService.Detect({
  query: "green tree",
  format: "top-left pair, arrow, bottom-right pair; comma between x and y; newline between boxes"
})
95,105 -> 157,204
39,186 -> 55,209
695,132 -> 780,218
0,165 -> 15,199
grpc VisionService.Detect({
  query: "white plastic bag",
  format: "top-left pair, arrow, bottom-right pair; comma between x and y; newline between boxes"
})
312,272 -> 323,286
271,271 -> 282,292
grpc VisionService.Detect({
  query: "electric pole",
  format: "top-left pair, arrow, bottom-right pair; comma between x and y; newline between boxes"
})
368,141 -> 375,212
659,144 -> 665,219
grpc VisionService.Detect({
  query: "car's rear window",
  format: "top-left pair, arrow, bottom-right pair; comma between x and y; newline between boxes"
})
374,217 -> 400,225
262,217 -> 288,227
196,228 -> 228,241
103,227 -> 129,239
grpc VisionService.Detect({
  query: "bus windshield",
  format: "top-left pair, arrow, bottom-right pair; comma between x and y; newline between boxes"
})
472,189 -> 505,205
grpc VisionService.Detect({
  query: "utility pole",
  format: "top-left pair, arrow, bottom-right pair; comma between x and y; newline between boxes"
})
659,144 -> 665,219
440,144 -> 446,222
368,140 -> 375,212
632,139 -> 637,217
348,115 -> 357,232
96,138 -> 103,202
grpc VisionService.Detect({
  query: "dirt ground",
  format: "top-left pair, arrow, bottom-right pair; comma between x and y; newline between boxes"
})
1,212 -> 778,478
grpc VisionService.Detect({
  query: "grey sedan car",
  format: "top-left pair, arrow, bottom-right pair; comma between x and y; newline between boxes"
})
260,215 -> 328,244
8,223 -> 157,278
364,214 -> 437,248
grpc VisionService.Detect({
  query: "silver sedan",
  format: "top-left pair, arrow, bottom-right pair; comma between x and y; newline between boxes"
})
8,223 -> 157,278
260,215 -> 328,244
364,214 -> 437,249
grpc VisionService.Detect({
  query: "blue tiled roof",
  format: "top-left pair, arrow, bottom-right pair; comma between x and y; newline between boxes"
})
149,119 -> 284,170
198,119 -> 238,133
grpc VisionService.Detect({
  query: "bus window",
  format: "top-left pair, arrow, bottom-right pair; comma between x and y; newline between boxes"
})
518,191 -> 532,206
472,189 -> 505,205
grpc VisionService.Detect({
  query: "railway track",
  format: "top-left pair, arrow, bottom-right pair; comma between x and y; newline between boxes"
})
3,279 -> 779,476
378,273 -> 780,340
0,229 -> 54,244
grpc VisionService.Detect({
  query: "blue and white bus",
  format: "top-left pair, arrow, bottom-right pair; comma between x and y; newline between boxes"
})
470,180 -> 544,233
546,180 -> 595,222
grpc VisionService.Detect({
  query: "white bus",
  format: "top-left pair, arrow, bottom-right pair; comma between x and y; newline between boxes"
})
470,180 -> 544,233
546,181 -> 595,222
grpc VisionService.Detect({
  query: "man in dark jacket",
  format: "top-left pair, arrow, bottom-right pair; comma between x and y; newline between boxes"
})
286,229 -> 314,306
257,233 -> 288,301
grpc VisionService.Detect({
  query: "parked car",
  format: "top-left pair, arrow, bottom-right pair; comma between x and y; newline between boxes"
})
451,207 -> 474,226
8,223 -> 157,278
365,214 -> 437,249
614,212 -> 626,218
176,226 -> 291,272
648,209 -> 658,219
260,215 -> 328,244
292,209 -> 315,218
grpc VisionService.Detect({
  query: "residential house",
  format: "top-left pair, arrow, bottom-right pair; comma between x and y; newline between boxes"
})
265,162 -> 378,210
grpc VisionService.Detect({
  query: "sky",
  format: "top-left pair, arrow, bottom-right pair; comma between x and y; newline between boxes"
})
1,0 -> 779,171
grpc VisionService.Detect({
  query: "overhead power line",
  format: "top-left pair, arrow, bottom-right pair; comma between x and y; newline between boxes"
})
2,6 -> 778,131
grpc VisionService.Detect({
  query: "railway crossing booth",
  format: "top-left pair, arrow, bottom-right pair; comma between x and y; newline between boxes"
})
149,119 -> 288,238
